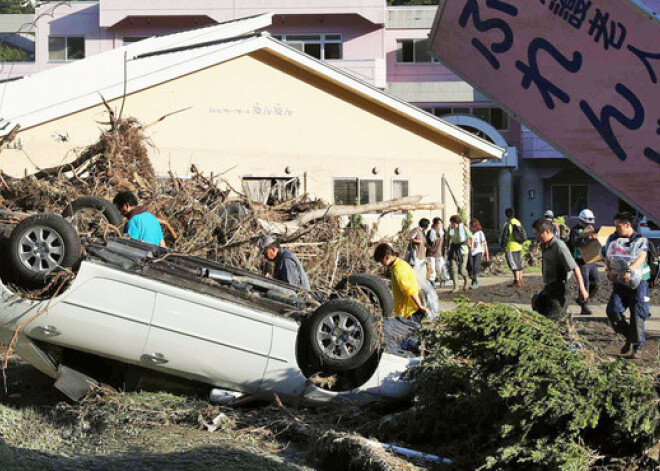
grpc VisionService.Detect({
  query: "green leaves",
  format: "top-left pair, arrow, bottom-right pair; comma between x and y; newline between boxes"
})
408,302 -> 660,469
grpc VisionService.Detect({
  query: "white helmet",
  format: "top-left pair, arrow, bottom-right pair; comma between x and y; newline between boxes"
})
578,209 -> 595,224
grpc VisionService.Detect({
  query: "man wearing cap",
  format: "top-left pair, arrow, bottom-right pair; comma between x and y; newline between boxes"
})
569,209 -> 600,315
258,236 -> 310,290
532,218 -> 589,320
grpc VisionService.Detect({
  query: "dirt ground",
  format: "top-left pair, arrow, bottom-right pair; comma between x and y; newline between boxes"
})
0,347 -> 426,471
0,351 -> 314,471
437,270 -> 660,306
3,272 -> 660,470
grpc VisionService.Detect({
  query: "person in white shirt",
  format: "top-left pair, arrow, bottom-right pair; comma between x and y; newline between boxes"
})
469,219 -> 489,289
425,217 -> 447,286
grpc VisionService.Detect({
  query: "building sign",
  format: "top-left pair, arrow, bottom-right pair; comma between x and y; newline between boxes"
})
429,0 -> 660,221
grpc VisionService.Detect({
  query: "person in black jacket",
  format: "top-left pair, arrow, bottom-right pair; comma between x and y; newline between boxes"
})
568,209 -> 600,315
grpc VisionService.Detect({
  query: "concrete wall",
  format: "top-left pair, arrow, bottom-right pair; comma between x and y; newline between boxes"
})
1,51 -> 467,236
99,0 -> 387,27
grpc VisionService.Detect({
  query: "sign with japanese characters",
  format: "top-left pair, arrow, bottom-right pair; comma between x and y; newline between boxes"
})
429,0 -> 660,222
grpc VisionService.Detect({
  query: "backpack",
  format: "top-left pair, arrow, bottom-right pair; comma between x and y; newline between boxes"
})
649,242 -> 660,288
511,222 -> 527,244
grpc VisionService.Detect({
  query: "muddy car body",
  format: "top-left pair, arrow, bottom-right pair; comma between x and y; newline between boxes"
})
0,232 -> 415,405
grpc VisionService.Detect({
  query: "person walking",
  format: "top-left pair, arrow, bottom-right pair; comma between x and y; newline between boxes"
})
257,235 -> 311,290
544,210 -> 562,238
374,243 -> 429,323
425,217 -> 446,287
447,215 -> 472,293
568,209 -> 600,315
602,211 -> 651,359
532,219 -> 589,321
500,207 -> 525,288
406,218 -> 430,280
113,190 -> 166,247
468,218 -> 489,289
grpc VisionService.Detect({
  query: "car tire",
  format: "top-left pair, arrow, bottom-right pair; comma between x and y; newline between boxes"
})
62,196 -> 124,228
335,274 -> 393,317
8,214 -> 82,284
299,299 -> 378,372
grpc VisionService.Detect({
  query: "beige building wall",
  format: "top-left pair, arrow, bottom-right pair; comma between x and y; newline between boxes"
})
2,50 -> 470,235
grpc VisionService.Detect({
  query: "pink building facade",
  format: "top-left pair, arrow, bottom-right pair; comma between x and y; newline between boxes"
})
1,0 -> 658,232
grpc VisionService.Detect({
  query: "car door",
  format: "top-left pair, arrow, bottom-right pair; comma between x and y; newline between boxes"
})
37,276 -> 155,363
140,289 -> 273,393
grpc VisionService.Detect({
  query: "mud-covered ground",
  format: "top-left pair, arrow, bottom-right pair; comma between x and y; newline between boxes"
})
0,347 -> 424,471
437,269 -> 660,306
0,350 -> 314,471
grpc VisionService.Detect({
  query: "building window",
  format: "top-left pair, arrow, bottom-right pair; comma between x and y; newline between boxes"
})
425,106 -> 510,131
274,34 -> 342,60
242,177 -> 299,205
552,185 -> 588,217
392,179 -> 409,214
123,36 -> 148,45
48,36 -> 84,61
334,178 -> 384,209
396,39 -> 435,63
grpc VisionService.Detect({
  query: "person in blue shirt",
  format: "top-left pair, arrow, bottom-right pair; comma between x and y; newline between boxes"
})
113,190 -> 165,247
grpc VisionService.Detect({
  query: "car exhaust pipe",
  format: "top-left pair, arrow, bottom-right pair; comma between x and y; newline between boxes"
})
202,268 -> 234,284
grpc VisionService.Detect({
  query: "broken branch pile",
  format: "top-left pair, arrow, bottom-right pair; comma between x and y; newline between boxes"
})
379,301 -> 660,469
0,114 -> 435,291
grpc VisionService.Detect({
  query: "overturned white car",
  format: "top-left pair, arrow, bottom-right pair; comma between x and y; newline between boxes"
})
0,201 -> 415,405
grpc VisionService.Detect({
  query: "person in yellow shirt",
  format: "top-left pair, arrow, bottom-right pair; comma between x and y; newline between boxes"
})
374,243 -> 429,322
499,207 -> 526,288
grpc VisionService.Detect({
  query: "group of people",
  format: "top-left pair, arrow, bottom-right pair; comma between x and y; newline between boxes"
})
406,216 -> 490,292
530,209 -> 653,359
114,191 -> 654,359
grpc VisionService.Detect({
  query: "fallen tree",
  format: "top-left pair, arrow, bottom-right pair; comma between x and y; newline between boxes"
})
379,301 -> 660,470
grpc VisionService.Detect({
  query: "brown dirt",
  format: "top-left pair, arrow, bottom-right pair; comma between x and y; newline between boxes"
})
438,271 -> 660,306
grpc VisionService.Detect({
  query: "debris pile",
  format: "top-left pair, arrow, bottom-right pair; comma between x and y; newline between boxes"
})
0,113 -> 419,291
380,301 -> 660,469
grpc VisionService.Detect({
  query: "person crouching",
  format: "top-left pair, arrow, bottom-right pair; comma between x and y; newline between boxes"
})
374,243 -> 429,325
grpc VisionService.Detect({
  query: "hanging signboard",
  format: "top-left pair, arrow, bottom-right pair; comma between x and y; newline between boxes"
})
429,0 -> 660,222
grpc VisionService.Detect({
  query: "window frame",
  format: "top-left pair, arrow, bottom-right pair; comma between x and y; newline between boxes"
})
551,184 -> 589,218
424,106 -> 510,131
332,177 -> 385,212
276,33 -> 343,60
333,177 -> 359,206
391,178 -> 410,216
395,38 -> 438,65
48,35 -> 85,62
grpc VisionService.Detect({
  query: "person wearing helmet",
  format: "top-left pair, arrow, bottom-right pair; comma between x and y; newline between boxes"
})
568,209 -> 600,315
544,210 -> 562,238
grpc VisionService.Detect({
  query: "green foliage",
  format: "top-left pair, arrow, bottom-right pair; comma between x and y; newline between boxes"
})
0,44 -> 29,62
0,0 -> 34,14
401,211 -> 413,234
458,207 -> 467,224
390,302 -> 660,469
347,212 -> 363,229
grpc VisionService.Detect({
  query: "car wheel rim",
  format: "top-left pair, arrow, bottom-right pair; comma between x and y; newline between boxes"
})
18,226 -> 65,273
316,311 -> 364,360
